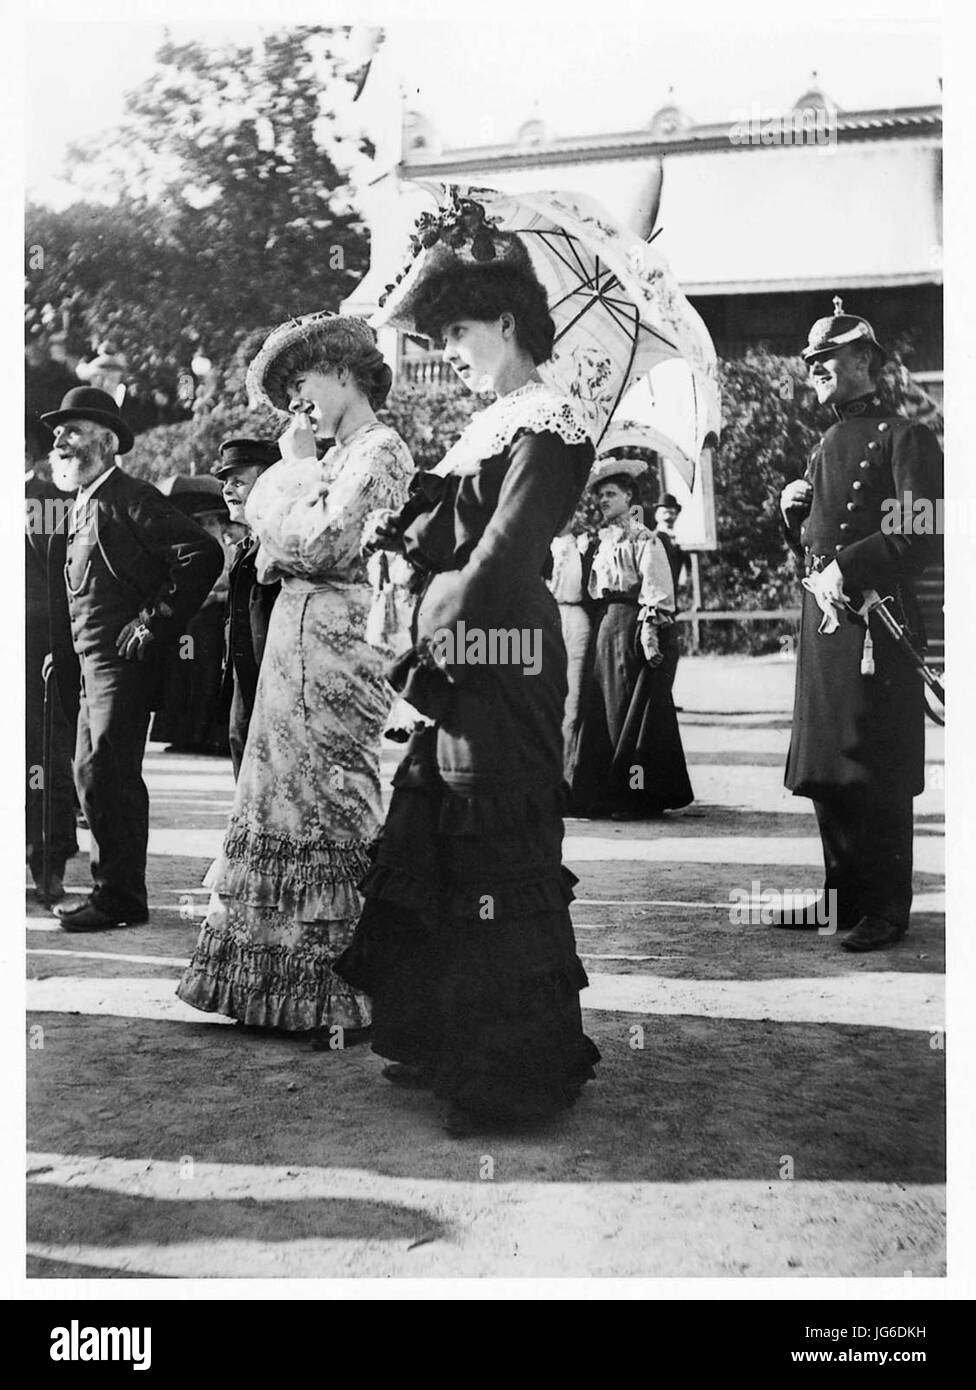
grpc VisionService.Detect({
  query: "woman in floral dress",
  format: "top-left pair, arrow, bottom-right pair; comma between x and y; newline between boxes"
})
177,314 -> 413,1039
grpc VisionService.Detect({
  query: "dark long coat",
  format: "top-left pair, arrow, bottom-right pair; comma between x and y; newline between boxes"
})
25,475 -> 78,718
64,468 -> 225,706
783,394 -> 943,799
220,537 -> 280,719
25,475 -> 79,871
220,536 -> 280,774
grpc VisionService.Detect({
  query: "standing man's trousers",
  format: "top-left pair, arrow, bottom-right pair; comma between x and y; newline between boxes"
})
74,650 -> 156,920
812,789 -> 914,933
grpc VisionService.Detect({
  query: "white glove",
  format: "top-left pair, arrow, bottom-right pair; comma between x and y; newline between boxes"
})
640,620 -> 664,667
802,559 -> 850,634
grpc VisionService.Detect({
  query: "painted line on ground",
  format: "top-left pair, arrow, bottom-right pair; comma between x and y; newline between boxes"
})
29,949 -> 191,968
25,970 -> 944,1032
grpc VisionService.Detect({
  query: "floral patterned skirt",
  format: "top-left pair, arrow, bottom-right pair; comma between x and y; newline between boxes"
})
177,580 -> 390,1031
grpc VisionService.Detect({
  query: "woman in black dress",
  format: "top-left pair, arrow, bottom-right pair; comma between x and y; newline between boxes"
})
336,231 -> 600,1135
571,459 -> 694,820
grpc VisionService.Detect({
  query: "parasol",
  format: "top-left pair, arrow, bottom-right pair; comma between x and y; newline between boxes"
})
615,356 -> 722,491
373,182 -> 719,455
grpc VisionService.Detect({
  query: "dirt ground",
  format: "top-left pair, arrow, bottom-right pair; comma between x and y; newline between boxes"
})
25,655 -> 946,1279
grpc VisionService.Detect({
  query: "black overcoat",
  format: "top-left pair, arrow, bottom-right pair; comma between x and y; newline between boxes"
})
26,475 -> 79,719
783,395 -> 943,798
64,467 -> 224,707
220,538 -> 280,717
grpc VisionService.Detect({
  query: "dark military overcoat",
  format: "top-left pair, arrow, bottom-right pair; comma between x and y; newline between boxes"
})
783,394 -> 943,798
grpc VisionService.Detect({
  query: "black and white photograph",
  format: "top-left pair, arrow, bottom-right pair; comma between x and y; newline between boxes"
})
10,0 -> 974,1325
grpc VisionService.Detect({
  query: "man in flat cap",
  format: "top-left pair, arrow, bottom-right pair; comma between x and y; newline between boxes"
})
213,437 -> 282,777
779,301 -> 943,951
41,387 -> 224,931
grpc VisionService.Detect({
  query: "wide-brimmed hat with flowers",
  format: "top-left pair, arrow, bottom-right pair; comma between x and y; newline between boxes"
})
245,311 -> 380,413
375,190 -> 536,338
373,182 -> 719,450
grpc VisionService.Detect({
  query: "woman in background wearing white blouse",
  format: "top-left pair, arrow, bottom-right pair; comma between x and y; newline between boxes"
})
570,457 -> 694,820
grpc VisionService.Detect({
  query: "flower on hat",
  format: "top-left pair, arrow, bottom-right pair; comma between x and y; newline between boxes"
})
377,188 -> 526,311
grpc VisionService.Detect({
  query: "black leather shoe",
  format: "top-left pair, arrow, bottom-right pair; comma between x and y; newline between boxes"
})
841,916 -> 907,952
54,901 -> 147,932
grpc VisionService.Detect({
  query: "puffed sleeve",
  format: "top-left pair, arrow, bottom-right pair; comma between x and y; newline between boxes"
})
836,422 -> 944,592
246,429 -> 414,582
635,530 -> 676,620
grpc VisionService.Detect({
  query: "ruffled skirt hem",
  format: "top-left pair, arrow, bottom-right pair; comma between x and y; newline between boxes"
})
177,920 -> 371,1032
203,825 -> 375,923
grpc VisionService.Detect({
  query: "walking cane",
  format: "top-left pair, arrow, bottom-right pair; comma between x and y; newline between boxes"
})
39,658 -> 55,906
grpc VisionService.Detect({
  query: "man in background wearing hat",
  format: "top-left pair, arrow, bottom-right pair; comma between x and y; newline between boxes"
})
42,387 -> 224,931
650,492 -> 689,695
212,437 -> 282,777
780,301 -> 943,952
25,412 -> 78,902
150,484 -> 234,756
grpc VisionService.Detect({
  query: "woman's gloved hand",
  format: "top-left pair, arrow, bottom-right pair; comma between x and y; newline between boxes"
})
640,619 -> 664,667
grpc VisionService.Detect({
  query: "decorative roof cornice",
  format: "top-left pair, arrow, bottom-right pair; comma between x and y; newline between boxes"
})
400,104 -> 942,176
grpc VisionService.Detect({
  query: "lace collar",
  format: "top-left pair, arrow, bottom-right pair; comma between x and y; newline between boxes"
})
432,380 -> 594,477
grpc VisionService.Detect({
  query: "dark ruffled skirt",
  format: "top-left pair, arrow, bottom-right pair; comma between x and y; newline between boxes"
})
335,729 -> 600,1122
571,600 -> 693,816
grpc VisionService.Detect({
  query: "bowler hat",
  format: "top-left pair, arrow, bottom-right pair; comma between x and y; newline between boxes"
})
656,492 -> 682,514
802,297 -> 887,364
211,437 -> 282,479
41,386 -> 134,454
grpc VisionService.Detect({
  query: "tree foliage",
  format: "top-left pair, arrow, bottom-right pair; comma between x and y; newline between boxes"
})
26,26 -> 371,418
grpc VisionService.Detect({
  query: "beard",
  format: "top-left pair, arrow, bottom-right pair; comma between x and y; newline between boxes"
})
53,442 -> 105,493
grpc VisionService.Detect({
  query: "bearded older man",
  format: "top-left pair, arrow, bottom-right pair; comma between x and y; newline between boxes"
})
41,387 -> 224,931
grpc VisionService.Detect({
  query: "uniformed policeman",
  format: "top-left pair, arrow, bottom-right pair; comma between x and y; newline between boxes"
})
212,438 -> 282,778
780,301 -> 943,951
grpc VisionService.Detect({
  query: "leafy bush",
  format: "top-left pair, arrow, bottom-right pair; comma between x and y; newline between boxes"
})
379,380 -> 481,470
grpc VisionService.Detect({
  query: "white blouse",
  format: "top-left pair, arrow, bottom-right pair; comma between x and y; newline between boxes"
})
588,519 -> 675,621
